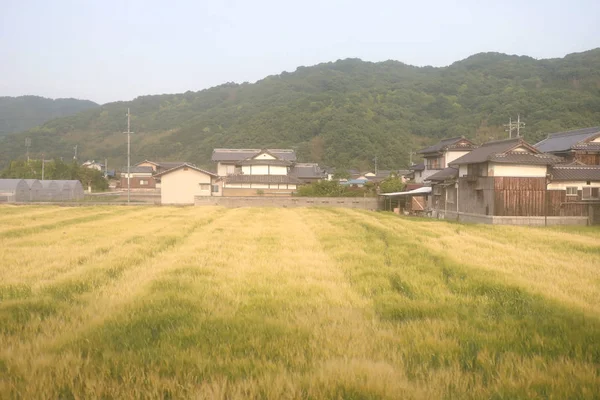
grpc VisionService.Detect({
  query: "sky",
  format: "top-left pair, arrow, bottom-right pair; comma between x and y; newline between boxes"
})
1,0 -> 599,104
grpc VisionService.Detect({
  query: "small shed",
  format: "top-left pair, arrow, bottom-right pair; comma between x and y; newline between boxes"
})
0,179 -> 30,202
24,179 -> 44,201
40,180 -> 61,201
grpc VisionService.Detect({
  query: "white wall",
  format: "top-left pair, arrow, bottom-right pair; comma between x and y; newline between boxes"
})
241,165 -> 287,175
444,151 -> 470,168
548,181 -> 600,190
217,163 -> 235,176
489,163 -> 547,177
591,136 -> 600,143
253,153 -> 276,160
458,165 -> 468,177
161,168 -> 213,204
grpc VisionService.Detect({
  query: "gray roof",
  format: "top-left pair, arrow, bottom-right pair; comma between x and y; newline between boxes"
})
154,163 -> 217,178
409,162 -> 425,171
534,126 -> 600,153
121,166 -> 154,174
212,149 -> 297,162
418,136 -> 476,154
427,167 -> 458,182
450,138 -> 560,166
550,165 -> 600,181
291,163 -> 325,179
225,174 -> 301,184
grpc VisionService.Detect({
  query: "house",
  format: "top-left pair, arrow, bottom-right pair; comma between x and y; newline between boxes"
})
546,164 -> 600,218
292,163 -> 326,183
135,160 -> 188,174
424,137 -> 600,224
119,166 -> 156,189
212,149 -> 304,196
154,163 -> 218,205
0,179 -> 30,202
417,136 -> 477,182
212,149 -> 297,177
535,126 -> 600,165
407,163 -> 425,182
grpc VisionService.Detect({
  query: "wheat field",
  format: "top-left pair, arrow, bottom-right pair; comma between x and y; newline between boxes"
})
0,205 -> 599,399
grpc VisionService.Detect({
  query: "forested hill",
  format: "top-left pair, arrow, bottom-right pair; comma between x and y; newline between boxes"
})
1,49 -> 599,170
0,96 -> 99,136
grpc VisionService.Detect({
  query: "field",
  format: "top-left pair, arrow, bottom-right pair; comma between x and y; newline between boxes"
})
0,205 -> 599,399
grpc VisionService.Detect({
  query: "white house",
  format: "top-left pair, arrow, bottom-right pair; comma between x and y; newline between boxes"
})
416,137 -> 477,183
154,163 -> 218,204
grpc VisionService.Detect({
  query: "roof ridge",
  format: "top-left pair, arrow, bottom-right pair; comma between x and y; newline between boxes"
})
548,126 -> 600,138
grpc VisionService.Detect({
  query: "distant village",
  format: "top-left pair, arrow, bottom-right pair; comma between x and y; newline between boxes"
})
1,126 -> 599,225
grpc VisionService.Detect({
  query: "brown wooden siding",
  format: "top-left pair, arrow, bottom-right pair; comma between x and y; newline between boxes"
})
546,190 -> 590,217
574,152 -> 600,165
493,177 -> 546,216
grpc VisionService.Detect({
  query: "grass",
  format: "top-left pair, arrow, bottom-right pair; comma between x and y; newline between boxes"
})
0,205 -> 599,399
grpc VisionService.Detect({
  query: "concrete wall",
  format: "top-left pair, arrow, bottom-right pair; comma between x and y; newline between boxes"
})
445,151 -> 470,168
161,168 -> 213,204
435,210 -> 588,225
195,196 -> 381,210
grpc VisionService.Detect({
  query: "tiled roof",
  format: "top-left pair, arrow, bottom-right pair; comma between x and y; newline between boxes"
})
534,126 -> 600,153
418,137 -> 476,154
409,162 -> 425,171
225,174 -> 301,184
121,166 -> 154,173
572,142 -> 600,151
154,163 -> 217,178
292,163 -> 325,179
212,149 -> 297,162
449,138 -> 560,166
427,167 -> 458,181
550,165 -> 600,181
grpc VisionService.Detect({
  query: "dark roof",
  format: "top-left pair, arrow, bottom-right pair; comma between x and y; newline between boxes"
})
291,163 -> 325,179
225,174 -> 301,184
212,149 -> 297,162
417,136 -> 476,154
427,167 -> 458,182
396,169 -> 411,176
409,162 -> 425,171
572,142 -> 600,151
550,165 -> 600,181
239,159 -> 292,166
154,163 -> 217,178
534,127 -> 600,153
121,166 -> 154,174
449,138 -> 560,166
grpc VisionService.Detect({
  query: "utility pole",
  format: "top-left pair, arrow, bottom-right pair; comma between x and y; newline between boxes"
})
42,155 -> 45,180
409,151 -> 416,166
25,138 -> 31,162
73,145 -> 78,160
373,156 -> 378,175
504,115 -> 525,139
105,158 -> 108,179
504,117 -> 514,139
516,114 -> 525,137
125,108 -> 132,204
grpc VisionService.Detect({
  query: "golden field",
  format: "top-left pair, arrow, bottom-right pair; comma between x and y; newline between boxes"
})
0,205 -> 599,399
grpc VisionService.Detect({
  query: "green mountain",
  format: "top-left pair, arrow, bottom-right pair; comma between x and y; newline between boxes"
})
1,49 -> 599,171
0,96 -> 99,136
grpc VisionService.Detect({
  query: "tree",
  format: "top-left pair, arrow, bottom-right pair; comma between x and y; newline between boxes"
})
379,175 -> 405,194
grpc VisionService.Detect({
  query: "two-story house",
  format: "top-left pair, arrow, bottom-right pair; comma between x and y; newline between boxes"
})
212,149 -> 301,196
416,136 -> 477,183
535,126 -> 600,165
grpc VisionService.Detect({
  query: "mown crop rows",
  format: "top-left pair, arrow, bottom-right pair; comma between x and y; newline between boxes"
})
0,205 -> 599,399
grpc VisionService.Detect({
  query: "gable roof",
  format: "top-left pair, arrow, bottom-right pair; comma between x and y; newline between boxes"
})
549,165 -> 600,181
291,163 -> 325,179
154,163 -> 217,178
417,136 -> 476,154
121,166 -> 154,174
534,126 -> 600,153
409,162 -> 425,171
212,149 -> 297,162
135,160 -> 189,169
449,138 -> 560,166
427,167 -> 458,182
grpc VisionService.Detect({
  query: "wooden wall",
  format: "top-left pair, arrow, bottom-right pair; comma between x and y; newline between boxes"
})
493,177 -> 546,216
546,190 -> 590,217
574,152 -> 600,165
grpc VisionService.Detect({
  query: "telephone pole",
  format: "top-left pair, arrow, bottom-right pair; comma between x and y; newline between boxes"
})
504,115 -> 525,139
25,138 -> 31,162
125,108 -> 132,204
373,156 -> 378,175
73,145 -> 78,160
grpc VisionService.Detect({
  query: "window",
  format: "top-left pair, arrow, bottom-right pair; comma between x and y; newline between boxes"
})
199,184 -> 210,190
140,179 -> 148,185
212,185 -> 219,193
583,187 -> 599,199
426,157 -> 441,170
566,187 -> 578,196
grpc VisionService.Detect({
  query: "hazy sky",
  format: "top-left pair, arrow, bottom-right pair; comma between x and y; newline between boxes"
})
1,0 -> 599,104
